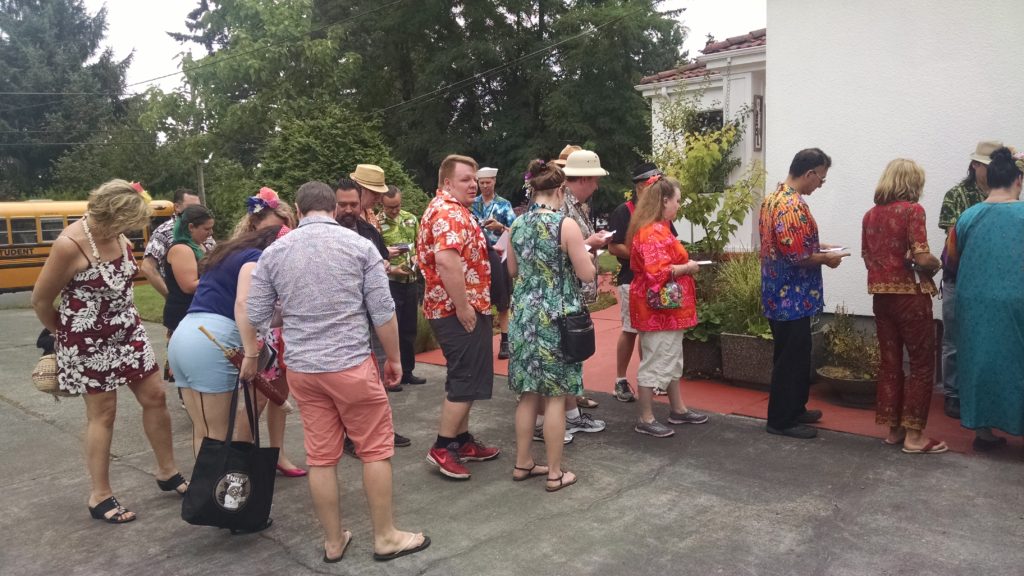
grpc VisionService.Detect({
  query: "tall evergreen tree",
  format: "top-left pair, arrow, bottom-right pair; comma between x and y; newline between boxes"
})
0,0 -> 130,197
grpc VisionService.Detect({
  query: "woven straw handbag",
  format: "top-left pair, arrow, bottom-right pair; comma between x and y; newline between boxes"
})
32,354 -> 76,399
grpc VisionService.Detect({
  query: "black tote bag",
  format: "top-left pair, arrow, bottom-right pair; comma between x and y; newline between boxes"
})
182,379 -> 279,532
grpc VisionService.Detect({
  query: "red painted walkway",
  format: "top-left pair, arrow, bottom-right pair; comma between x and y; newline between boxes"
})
417,295 -> 1014,455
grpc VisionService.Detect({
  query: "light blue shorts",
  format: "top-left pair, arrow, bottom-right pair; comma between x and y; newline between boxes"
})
168,312 -> 241,394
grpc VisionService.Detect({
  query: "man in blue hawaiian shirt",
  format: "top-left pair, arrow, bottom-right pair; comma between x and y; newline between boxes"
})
759,148 -> 846,439
471,167 -> 517,359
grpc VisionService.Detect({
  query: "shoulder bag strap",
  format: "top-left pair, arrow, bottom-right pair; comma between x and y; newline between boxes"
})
556,215 -> 567,318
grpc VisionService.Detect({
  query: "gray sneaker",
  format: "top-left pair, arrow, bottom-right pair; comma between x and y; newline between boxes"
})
634,419 -> 675,438
614,379 -> 636,402
566,412 -> 606,434
533,425 -> 574,445
667,410 -> 709,425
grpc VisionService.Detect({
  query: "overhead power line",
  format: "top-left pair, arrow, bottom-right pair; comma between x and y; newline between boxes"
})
372,5 -> 646,117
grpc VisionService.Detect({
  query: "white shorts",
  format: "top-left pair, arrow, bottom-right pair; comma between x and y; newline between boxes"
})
618,284 -> 637,334
637,330 -> 684,390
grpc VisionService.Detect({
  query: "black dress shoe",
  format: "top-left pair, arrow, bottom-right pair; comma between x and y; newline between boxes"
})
796,409 -> 823,424
498,340 -> 510,360
972,435 -> 1007,452
402,373 -> 427,385
766,424 -> 818,439
943,397 -> 961,419
393,432 -> 411,448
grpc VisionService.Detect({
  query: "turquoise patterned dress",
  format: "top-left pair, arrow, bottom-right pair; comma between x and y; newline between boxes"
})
953,202 -> 1024,435
508,211 -> 585,397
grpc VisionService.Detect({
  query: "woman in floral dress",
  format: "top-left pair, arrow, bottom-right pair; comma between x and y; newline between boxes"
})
507,160 -> 595,492
31,179 -> 187,524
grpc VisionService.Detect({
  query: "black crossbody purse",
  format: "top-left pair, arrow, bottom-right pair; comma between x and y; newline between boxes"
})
554,216 -> 596,364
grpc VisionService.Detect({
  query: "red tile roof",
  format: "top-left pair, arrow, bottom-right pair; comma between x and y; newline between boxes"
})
638,61 -> 712,85
702,28 -> 766,55
638,28 -> 766,86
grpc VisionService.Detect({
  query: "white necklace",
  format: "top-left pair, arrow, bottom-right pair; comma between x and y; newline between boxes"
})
81,215 -> 128,288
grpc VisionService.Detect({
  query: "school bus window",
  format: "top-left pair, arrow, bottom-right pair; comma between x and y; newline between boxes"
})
126,228 -> 146,252
0,218 -> 7,245
40,217 -> 65,242
11,218 -> 37,245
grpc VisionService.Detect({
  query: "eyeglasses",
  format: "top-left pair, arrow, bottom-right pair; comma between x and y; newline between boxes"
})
809,170 -> 827,185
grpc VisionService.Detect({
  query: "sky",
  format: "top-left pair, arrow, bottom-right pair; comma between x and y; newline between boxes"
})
83,0 -> 767,93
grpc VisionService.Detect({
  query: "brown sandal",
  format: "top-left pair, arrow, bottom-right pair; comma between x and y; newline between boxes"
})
545,472 -> 577,493
512,463 -> 548,482
576,396 -> 599,409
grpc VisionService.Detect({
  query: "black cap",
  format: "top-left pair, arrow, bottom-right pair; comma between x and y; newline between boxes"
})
632,161 -> 662,182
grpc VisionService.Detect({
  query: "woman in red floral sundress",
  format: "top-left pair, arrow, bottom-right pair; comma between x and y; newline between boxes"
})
31,179 -> 188,524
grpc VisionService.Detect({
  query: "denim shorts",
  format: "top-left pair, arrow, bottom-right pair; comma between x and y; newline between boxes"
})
168,312 -> 241,394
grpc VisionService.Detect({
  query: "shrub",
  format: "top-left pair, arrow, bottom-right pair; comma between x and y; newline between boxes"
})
714,252 -> 771,339
822,305 -> 879,380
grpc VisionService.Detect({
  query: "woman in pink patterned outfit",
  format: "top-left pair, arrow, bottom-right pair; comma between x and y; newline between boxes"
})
626,176 -> 709,438
32,179 -> 187,524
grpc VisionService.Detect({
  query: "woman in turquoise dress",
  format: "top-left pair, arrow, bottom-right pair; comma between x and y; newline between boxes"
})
946,146 -> 1024,450
507,160 -> 595,492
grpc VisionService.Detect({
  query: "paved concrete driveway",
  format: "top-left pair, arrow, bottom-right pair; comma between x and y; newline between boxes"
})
1,307 -> 1021,575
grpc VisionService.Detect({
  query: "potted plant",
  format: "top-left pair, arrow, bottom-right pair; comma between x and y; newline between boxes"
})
715,253 -> 775,387
682,300 -> 724,378
716,253 -> 824,388
816,305 -> 879,408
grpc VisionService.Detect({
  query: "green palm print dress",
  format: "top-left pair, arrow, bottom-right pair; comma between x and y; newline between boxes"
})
508,211 -> 585,397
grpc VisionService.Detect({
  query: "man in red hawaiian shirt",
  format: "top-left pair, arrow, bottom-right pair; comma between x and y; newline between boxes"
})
417,154 -> 500,480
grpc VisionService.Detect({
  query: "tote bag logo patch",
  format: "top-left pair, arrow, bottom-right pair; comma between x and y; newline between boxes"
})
216,472 -> 251,511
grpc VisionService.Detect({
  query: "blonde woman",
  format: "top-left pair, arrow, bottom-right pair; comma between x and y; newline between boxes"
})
31,179 -> 187,523
861,159 -> 945,454
232,187 -> 305,477
626,176 -> 708,437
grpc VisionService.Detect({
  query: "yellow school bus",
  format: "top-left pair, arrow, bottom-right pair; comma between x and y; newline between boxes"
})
0,199 -> 175,293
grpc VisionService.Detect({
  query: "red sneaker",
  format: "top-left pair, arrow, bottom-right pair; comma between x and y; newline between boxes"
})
426,444 -> 471,479
457,435 -> 501,461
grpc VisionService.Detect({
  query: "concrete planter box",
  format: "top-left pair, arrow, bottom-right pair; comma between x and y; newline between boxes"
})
816,368 -> 877,409
682,337 -> 722,379
720,331 -> 824,389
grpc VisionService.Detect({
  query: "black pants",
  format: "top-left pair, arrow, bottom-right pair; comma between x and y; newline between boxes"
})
389,281 -> 419,377
767,316 -> 812,429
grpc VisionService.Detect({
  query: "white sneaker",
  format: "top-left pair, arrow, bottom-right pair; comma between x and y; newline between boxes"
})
566,412 -> 607,434
533,425 -> 574,445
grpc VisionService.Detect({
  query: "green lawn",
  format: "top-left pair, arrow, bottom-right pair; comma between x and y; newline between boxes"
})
133,284 -> 163,323
598,251 -> 619,274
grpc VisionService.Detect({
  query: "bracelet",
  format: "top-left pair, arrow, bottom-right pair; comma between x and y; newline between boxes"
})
243,353 -> 259,358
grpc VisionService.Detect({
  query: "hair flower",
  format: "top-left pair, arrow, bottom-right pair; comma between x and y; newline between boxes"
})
129,181 -> 152,201
247,186 -> 280,214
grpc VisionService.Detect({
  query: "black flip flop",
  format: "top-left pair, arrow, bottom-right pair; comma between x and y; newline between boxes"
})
373,534 -> 431,562
324,531 -> 353,563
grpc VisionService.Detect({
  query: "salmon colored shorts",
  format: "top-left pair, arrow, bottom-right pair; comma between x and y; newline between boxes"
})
288,356 -> 395,465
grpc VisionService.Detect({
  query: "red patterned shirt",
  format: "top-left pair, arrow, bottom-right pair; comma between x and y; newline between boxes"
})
629,221 -> 698,332
416,189 -> 492,319
862,201 -> 932,294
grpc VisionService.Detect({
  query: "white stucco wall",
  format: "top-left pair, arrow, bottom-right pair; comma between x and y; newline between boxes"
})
766,0 -> 1024,317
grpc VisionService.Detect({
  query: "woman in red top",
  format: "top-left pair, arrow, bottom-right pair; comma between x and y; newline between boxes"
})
627,176 -> 709,438
861,159 -> 945,454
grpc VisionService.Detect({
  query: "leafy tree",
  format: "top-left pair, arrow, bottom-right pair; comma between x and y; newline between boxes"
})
259,102 -> 428,215
48,97 -> 196,196
0,0 -> 131,197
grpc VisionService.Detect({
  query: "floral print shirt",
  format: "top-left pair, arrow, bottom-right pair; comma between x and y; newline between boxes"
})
862,201 -> 934,295
416,189 -> 492,319
629,221 -> 697,332
759,184 -> 823,321
938,180 -> 984,232
471,194 -> 516,246
560,187 -> 598,304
